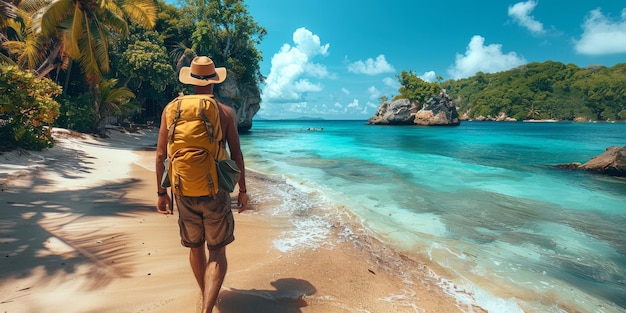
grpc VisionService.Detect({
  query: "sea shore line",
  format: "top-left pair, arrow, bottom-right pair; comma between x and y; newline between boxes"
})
0,127 -> 480,313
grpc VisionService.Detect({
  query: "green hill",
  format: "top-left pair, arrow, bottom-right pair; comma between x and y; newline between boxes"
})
439,61 -> 626,121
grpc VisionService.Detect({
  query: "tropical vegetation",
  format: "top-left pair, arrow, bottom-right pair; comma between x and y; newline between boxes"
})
0,65 -> 61,150
396,61 -> 626,121
1,0 -> 265,150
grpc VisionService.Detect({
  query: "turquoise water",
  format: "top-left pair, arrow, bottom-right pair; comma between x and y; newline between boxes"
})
240,120 -> 626,313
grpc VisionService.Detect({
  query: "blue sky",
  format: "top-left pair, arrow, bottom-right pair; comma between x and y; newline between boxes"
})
240,1 -> 626,120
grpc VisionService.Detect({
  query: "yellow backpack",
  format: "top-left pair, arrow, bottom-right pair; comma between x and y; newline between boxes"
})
163,94 -> 228,197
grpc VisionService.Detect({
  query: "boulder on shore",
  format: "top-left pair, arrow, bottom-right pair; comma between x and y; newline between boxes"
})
368,90 -> 460,126
556,146 -> 626,177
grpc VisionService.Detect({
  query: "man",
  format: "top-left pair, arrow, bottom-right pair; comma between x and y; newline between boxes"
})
155,56 -> 247,313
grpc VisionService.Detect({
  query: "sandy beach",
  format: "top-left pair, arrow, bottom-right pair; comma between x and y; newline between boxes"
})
0,127 -> 479,313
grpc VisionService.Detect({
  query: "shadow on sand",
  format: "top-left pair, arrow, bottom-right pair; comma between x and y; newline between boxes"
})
217,278 -> 317,313
0,145 -> 153,297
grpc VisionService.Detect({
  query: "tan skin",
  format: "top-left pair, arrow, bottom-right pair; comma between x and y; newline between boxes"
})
154,84 -> 247,313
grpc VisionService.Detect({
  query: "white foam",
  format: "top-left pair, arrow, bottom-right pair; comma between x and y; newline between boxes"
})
426,268 -> 525,313
251,173 -> 335,253
272,217 -> 332,252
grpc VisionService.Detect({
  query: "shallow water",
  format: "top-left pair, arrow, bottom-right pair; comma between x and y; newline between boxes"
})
240,120 -> 626,313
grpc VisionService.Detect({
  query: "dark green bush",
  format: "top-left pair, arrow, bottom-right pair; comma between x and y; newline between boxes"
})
0,65 -> 61,151
55,94 -> 95,133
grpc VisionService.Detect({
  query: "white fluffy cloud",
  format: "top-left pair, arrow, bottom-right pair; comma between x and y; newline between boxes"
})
420,71 -> 437,82
293,27 -> 329,56
347,99 -> 359,108
258,33 -> 396,119
263,28 -> 330,102
574,9 -> 626,55
508,1 -> 545,35
448,35 -> 527,79
383,77 -> 400,89
367,86 -> 380,100
347,55 -> 396,75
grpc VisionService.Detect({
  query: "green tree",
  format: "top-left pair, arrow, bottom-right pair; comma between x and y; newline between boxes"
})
20,0 -> 157,133
93,78 -> 136,129
395,70 -> 441,104
0,64 -> 61,150
527,105 -> 540,120
55,93 -> 95,133
110,25 -> 176,120
181,0 -> 266,86
1,1 -> 49,71
154,0 -> 194,49
31,0 -> 158,85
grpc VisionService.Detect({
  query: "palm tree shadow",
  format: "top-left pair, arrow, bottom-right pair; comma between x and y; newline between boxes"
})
0,146 -> 154,294
217,278 -> 317,313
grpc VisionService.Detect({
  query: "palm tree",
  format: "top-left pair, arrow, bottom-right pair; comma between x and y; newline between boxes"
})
94,78 -> 136,130
30,0 -> 158,85
15,0 -> 157,132
1,3 -> 49,72
527,104 -> 540,120
171,43 -> 195,73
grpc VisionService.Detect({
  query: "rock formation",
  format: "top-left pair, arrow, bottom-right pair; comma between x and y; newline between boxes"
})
215,71 -> 261,131
368,90 -> 460,126
556,146 -> 626,177
413,90 -> 460,126
367,99 -> 416,125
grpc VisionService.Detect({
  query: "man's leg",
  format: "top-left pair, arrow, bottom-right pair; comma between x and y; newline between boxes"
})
202,246 -> 228,312
189,246 -> 207,293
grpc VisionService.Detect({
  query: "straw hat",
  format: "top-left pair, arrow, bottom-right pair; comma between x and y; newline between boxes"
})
179,56 -> 227,86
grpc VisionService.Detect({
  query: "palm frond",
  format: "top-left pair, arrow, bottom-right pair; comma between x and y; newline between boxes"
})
92,18 -> 110,74
18,34 -> 45,70
67,5 -> 85,58
32,0 -> 74,37
100,4 -> 128,36
16,0 -> 50,14
121,0 -> 157,28
2,7 -> 46,71
2,40 -> 26,55
78,14 -> 102,84
98,78 -> 135,115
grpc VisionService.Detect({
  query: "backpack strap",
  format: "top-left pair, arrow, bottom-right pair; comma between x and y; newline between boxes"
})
201,97 -> 228,160
167,98 -> 183,144
199,97 -> 218,194
198,97 -> 215,143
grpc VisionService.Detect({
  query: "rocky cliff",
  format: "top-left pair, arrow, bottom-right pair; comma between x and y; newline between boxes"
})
368,90 -> 460,126
215,71 -> 261,131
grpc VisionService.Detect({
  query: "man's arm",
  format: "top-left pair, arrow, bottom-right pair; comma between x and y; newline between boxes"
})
220,104 -> 248,213
155,112 -> 171,214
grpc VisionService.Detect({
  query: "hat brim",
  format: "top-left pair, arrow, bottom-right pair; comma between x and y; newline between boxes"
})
179,67 -> 227,86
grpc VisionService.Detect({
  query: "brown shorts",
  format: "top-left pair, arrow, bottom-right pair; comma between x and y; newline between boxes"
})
175,190 -> 234,250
